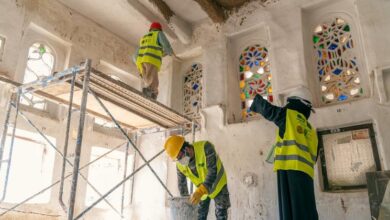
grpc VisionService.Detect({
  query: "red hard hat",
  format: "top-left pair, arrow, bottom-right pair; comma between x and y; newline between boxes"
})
150,22 -> 162,30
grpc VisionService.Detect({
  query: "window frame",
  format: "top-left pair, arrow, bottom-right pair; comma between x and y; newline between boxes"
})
318,123 -> 381,192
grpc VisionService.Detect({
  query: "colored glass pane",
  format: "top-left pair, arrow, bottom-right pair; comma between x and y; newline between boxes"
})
183,63 -> 203,126
313,36 -> 320,43
312,18 -> 363,105
238,44 -> 272,119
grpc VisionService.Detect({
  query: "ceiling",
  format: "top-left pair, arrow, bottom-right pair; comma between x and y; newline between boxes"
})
57,0 -> 315,46
162,0 -> 208,23
58,0 -> 210,46
58,0 -> 151,45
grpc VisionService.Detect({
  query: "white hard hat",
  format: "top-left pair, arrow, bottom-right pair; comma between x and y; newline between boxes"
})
288,87 -> 313,104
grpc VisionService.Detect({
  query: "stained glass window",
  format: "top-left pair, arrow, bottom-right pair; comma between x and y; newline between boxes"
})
183,63 -> 203,125
239,45 -> 272,119
20,43 -> 55,109
313,18 -> 363,105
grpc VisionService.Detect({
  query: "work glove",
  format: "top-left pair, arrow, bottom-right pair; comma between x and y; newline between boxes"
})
250,94 -> 264,113
190,184 -> 208,205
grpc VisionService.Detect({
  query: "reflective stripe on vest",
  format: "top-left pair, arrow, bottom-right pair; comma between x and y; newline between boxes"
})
273,109 -> 318,179
176,141 -> 227,199
136,31 -> 163,73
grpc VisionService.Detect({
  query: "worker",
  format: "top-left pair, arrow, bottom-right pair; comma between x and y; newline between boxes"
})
133,22 -> 177,100
164,135 -> 230,220
250,87 -> 319,220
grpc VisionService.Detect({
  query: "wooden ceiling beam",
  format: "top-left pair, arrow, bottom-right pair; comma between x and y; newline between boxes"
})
193,0 -> 226,23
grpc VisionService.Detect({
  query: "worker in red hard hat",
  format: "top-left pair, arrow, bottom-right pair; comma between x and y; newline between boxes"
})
133,22 -> 178,100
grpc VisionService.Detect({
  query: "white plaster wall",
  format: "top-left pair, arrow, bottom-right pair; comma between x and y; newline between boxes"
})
0,0 -> 139,82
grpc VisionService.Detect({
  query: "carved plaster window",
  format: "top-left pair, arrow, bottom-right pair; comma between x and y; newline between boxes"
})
183,63 -> 203,126
239,45 -> 272,119
20,43 -> 55,110
313,18 -> 363,105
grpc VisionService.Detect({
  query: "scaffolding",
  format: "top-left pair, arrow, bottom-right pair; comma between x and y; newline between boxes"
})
0,59 -> 194,219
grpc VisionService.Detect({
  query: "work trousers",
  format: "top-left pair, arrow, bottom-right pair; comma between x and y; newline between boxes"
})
277,170 -> 318,220
140,62 -> 159,99
198,185 -> 230,220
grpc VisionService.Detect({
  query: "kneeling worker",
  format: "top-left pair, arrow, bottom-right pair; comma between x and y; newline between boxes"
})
164,135 -> 230,220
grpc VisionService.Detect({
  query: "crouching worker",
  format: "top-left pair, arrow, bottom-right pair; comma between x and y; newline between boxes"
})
164,135 -> 230,220
250,87 -> 319,220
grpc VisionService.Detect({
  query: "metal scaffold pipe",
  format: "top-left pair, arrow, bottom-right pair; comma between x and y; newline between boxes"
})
0,95 -> 13,177
121,141 -> 130,217
18,65 -> 85,94
67,59 -> 91,220
59,71 -> 76,213
0,90 -> 21,202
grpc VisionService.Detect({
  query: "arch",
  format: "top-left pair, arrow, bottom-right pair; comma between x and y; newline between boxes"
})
20,42 -> 55,109
238,44 -> 272,119
312,16 -> 364,105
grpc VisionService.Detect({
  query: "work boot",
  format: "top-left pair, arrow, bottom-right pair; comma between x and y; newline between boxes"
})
142,88 -> 153,98
151,93 -> 158,100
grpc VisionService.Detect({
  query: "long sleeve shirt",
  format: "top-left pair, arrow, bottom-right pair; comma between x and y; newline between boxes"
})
132,31 -> 173,63
250,94 -> 311,138
177,142 -> 218,196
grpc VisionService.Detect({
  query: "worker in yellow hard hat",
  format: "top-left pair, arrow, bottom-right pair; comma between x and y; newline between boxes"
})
164,135 -> 230,220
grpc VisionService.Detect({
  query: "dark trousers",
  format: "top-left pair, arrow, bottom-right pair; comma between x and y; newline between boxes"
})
277,170 -> 318,220
198,185 -> 230,220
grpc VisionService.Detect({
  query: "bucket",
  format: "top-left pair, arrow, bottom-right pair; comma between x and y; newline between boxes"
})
168,196 -> 198,220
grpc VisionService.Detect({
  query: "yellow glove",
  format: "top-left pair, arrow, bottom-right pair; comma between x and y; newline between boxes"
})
190,184 -> 208,205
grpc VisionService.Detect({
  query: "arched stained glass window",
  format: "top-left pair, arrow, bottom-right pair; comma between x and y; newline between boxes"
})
183,63 -> 203,125
239,45 -> 272,119
21,43 -> 55,109
313,18 -> 363,105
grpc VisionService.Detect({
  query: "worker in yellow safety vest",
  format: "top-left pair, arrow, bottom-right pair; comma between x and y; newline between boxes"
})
133,22 -> 178,100
164,135 -> 230,220
250,87 -> 319,220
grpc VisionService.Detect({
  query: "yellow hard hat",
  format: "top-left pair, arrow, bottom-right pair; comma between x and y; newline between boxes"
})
164,135 -> 185,160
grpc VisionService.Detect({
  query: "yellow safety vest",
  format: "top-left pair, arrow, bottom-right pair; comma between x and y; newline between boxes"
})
273,109 -> 318,179
177,141 -> 227,200
136,31 -> 163,74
